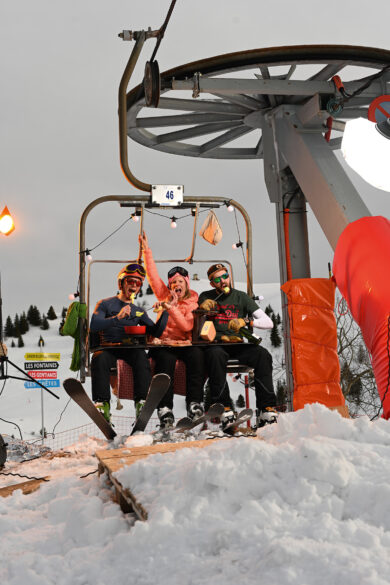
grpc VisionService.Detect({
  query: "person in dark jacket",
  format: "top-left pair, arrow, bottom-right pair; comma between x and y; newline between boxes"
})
90,263 -> 168,422
198,263 -> 277,430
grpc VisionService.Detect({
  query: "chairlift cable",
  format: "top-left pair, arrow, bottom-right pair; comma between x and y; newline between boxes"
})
150,0 -> 177,63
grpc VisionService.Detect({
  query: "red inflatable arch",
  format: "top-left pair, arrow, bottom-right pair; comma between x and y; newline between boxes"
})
333,216 -> 390,419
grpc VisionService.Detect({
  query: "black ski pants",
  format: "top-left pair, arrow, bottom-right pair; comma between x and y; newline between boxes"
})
204,344 -> 275,411
91,348 -> 151,404
148,346 -> 205,410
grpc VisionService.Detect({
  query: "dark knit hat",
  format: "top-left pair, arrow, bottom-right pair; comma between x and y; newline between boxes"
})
207,263 -> 228,281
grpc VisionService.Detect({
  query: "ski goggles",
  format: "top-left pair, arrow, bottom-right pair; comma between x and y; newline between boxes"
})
118,263 -> 146,280
213,272 -> 229,284
167,266 -> 189,279
123,276 -> 143,286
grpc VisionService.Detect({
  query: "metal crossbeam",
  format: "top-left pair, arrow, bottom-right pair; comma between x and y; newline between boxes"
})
172,77 -> 388,99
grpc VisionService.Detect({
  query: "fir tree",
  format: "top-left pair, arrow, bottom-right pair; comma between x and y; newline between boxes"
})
13,314 -> 20,337
19,312 -> 29,335
4,316 -> 14,338
40,316 -> 49,330
47,306 -> 57,320
27,305 -> 35,323
236,394 -> 245,408
264,304 -> 274,317
146,285 -> 153,295
17,334 -> 24,348
276,379 -> 287,406
61,307 -> 67,318
27,305 -> 42,326
11,340 -> 15,348
38,335 -> 45,347
270,316 -> 282,348
138,287 -> 143,298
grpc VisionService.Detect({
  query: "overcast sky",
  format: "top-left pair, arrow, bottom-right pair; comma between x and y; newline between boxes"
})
1,0 -> 389,319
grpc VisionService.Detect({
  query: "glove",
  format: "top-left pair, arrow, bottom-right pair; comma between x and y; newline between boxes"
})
199,299 -> 217,311
221,335 -> 244,343
228,318 -> 246,333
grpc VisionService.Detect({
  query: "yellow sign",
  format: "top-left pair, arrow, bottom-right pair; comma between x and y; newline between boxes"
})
24,353 -> 61,361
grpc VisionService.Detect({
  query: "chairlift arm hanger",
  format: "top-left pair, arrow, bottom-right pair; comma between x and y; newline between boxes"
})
118,1 -> 177,192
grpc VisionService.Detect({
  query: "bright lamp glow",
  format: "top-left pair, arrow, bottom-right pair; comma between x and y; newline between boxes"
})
0,206 -> 15,236
341,117 -> 390,192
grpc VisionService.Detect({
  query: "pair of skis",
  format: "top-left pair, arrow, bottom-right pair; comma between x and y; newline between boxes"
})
63,373 -> 171,441
171,406 -> 253,434
63,375 -> 253,441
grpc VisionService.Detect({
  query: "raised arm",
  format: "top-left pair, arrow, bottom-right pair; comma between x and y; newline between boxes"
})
140,232 -> 170,301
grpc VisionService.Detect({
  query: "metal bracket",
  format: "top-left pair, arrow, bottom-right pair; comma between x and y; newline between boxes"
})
192,72 -> 201,99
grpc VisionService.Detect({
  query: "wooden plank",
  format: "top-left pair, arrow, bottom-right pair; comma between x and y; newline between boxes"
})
96,437 -> 258,520
96,438 -> 226,463
0,477 -> 49,498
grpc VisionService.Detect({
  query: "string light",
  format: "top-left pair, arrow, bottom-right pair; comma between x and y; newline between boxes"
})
85,249 -> 93,262
170,216 -> 177,229
68,292 -> 79,301
131,212 -> 139,222
232,241 -> 243,250
224,200 -> 234,212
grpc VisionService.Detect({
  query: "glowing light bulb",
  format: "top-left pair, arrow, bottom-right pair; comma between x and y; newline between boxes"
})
232,243 -> 237,249
68,293 -> 75,301
132,214 -> 139,222
227,205 -> 234,212
85,249 -> 93,262
0,206 -> 15,236
170,218 -> 177,229
341,117 -> 390,192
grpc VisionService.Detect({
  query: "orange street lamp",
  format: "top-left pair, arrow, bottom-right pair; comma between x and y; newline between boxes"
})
0,206 -> 15,236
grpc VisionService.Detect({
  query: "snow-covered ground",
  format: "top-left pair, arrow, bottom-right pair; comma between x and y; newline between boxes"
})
1,406 -> 390,585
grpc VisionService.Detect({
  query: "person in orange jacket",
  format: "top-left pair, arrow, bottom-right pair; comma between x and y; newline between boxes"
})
140,231 -> 205,428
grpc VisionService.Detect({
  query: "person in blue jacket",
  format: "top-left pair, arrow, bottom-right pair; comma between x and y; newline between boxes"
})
90,263 -> 168,422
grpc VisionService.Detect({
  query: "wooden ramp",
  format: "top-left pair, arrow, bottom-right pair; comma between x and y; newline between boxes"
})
0,477 -> 49,498
96,437 -> 257,520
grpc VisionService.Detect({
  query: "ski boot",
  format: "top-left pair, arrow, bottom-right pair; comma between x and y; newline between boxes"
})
95,401 -> 111,423
220,407 -> 237,434
256,407 -> 279,428
157,407 -> 175,430
135,400 -> 145,420
187,402 -> 205,421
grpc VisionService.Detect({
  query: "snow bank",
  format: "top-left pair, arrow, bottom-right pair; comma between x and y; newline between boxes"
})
1,404 -> 390,585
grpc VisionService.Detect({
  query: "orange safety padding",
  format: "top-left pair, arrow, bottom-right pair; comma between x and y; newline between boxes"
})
281,278 -> 344,411
333,216 -> 390,419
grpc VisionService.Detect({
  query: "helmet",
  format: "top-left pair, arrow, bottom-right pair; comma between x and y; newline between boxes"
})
117,263 -> 146,286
